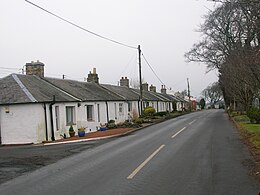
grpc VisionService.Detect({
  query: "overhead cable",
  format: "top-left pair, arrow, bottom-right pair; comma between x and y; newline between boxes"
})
25,0 -> 137,50
141,53 -> 167,88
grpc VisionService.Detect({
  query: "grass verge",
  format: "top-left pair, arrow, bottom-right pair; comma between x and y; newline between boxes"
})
232,114 -> 260,180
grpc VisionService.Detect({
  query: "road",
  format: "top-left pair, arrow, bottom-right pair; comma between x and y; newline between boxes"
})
0,110 -> 259,194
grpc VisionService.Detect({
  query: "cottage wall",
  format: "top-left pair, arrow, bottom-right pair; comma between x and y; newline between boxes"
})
0,104 -> 45,144
176,102 -> 183,111
107,101 -> 128,124
76,102 -> 107,133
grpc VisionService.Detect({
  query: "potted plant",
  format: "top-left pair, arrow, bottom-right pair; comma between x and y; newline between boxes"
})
69,125 -> 75,137
78,127 -> 86,137
99,123 -> 107,131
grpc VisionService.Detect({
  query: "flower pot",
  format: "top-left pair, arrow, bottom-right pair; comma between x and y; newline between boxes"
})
78,131 -> 85,137
69,131 -> 75,137
100,127 -> 107,131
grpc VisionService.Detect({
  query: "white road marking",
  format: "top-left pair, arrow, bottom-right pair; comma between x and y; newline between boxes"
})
171,127 -> 186,139
189,119 -> 196,125
127,144 -> 165,179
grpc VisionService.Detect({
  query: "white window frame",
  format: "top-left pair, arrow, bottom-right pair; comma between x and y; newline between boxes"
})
55,106 -> 60,130
128,102 -> 132,112
66,106 -> 75,126
97,104 -> 100,122
86,105 -> 94,121
114,103 -> 117,119
119,103 -> 123,114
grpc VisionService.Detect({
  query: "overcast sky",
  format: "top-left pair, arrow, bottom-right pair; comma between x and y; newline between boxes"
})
1,0 -> 218,98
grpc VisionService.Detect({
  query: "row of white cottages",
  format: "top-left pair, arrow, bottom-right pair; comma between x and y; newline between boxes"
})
0,61 -> 187,145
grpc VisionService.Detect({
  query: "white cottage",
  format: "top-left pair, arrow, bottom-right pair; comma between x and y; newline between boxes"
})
0,63 -> 128,145
0,66 -> 80,144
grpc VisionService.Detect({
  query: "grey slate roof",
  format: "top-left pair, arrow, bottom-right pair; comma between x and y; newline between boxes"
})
0,73 -> 184,105
44,77 -> 124,101
0,74 -> 78,105
151,92 -> 177,102
130,88 -> 165,101
102,85 -> 174,102
101,84 -> 140,101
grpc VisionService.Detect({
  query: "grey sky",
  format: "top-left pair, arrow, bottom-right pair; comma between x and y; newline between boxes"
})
1,0 -> 218,98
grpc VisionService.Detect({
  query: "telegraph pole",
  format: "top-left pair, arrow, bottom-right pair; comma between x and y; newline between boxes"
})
138,45 -> 143,114
187,78 -> 191,112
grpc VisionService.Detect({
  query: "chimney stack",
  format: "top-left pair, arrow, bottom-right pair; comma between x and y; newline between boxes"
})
149,84 -> 156,92
161,85 -> 166,94
25,60 -> 45,77
142,83 -> 149,91
87,68 -> 99,84
120,77 -> 129,87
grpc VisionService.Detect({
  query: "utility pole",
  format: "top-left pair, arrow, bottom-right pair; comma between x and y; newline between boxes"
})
187,78 -> 191,112
138,45 -> 143,114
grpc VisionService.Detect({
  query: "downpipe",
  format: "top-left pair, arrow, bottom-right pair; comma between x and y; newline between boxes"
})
49,96 -> 56,141
43,103 -> 48,141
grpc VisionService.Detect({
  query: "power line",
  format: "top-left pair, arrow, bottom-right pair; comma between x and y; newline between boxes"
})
0,67 -> 20,70
141,53 -> 167,88
25,0 -> 137,50
117,51 -> 137,79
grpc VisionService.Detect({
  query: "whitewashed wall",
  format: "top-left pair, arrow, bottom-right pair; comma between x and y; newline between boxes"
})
76,101 -> 107,133
107,101 -> 128,124
0,104 -> 45,144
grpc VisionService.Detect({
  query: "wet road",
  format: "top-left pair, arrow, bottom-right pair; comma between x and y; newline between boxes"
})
0,110 -> 259,194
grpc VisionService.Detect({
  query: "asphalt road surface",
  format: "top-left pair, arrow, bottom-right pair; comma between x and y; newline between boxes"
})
0,110 -> 259,195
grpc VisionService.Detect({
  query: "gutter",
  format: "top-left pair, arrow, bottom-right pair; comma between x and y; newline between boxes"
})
49,96 -> 56,141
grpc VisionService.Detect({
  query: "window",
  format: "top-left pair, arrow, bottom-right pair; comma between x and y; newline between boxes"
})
119,103 -> 123,113
55,106 -> 60,130
128,102 -> 132,112
97,104 -> 100,122
114,103 -> 117,119
87,105 -> 94,121
66,106 -> 75,125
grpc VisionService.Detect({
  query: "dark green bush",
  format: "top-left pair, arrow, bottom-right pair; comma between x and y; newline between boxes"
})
117,120 -> 142,128
107,122 -> 117,129
108,120 -> 115,124
154,111 -> 168,117
133,118 -> 144,124
247,107 -> 260,124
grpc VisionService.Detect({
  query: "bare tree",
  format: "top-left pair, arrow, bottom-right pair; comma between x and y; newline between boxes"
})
202,82 -> 223,105
185,0 -> 260,111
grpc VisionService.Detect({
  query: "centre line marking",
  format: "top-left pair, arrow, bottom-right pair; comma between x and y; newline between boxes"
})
127,144 -> 165,179
171,127 -> 186,139
189,120 -> 196,125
